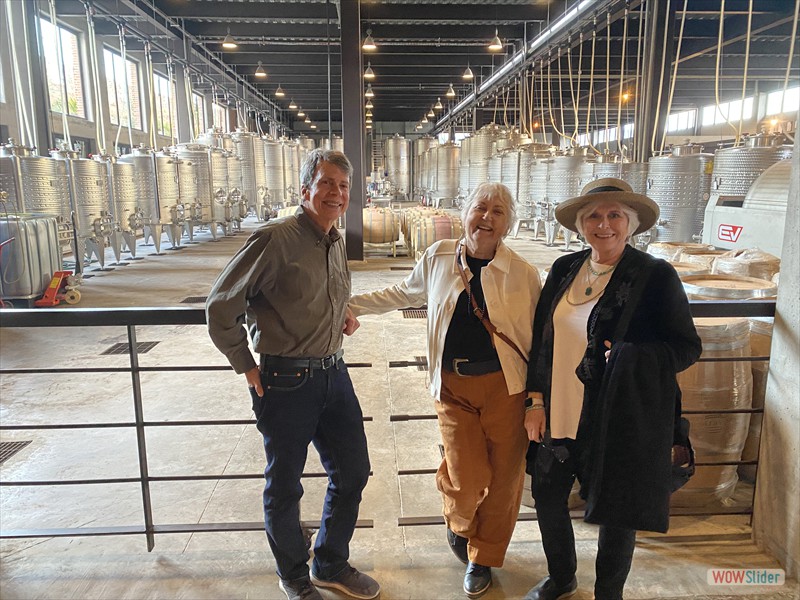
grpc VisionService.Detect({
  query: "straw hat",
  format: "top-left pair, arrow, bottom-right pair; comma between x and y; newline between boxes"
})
555,177 -> 659,235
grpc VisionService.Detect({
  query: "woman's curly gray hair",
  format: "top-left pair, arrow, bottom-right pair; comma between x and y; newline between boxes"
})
460,182 -> 517,237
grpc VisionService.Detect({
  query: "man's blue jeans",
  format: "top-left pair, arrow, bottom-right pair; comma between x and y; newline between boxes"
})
250,359 -> 370,581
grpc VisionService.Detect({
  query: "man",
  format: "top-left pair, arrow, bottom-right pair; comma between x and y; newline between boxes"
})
206,149 -> 379,600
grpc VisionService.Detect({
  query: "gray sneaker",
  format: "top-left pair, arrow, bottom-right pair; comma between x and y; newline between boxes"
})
311,565 -> 380,599
278,577 -> 323,600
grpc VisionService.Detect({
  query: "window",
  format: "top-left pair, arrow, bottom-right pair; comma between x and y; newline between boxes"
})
104,48 -> 142,129
576,133 -> 590,146
212,102 -> 228,131
39,18 -> 85,118
701,97 -> 754,126
191,92 -> 206,135
666,109 -> 697,133
766,87 -> 800,116
622,123 -> 635,139
594,127 -> 618,144
153,73 -> 177,137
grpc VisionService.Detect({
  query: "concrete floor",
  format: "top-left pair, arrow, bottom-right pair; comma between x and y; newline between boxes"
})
0,215 -> 795,600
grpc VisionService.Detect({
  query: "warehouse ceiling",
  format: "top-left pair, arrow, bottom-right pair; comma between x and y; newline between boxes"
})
57,0 -> 798,135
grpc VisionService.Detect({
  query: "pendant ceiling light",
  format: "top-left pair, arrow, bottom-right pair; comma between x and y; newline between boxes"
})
364,84 -> 375,98
421,115 -> 428,123
462,64 -> 474,80
254,61 -> 267,78
366,117 -> 373,124
222,28 -> 238,49
288,98 -> 297,109
427,107 -> 435,118
310,123 -> 317,129
434,98 -> 443,110
366,110 -> 373,118
362,29 -> 377,51
275,84 -> 285,97
304,116 -> 311,123
364,62 -> 375,80
297,107 -> 305,117
365,99 -> 374,109
488,30 -> 502,51
446,83 -> 456,97
366,123 -> 372,129
415,123 -> 423,130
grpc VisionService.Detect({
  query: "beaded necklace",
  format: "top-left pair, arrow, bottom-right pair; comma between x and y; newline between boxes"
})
565,258 -> 615,306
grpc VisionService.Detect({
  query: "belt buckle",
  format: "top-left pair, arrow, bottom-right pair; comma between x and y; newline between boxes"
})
321,353 -> 335,370
453,358 -> 468,376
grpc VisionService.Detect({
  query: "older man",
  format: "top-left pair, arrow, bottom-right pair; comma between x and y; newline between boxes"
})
206,149 -> 379,600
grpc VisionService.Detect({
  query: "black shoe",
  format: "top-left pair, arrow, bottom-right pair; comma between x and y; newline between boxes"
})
524,576 -> 578,600
447,528 -> 469,564
463,562 -> 492,598
278,577 -> 323,600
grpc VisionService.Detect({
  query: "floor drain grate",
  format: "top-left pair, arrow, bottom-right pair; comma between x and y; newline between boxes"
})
102,341 -> 161,355
181,296 -> 208,304
401,309 -> 427,319
0,441 -> 32,465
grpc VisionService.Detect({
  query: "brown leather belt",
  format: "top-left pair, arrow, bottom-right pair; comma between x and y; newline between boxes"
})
448,357 -> 502,377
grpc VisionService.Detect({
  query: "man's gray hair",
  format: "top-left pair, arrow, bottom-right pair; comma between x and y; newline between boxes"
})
460,182 -> 517,237
575,199 -> 640,239
300,149 -> 353,188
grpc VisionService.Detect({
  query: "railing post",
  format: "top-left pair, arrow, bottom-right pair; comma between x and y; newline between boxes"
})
128,324 -> 155,551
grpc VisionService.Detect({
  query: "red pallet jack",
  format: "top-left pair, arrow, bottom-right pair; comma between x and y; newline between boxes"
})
34,271 -> 81,307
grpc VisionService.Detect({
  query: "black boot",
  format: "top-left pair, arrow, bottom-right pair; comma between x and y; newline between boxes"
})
524,576 -> 578,600
463,562 -> 492,598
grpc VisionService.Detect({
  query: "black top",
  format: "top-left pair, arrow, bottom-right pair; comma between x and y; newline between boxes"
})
442,255 -> 499,370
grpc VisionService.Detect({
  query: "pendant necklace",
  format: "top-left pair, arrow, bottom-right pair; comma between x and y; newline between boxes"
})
584,259 -> 616,296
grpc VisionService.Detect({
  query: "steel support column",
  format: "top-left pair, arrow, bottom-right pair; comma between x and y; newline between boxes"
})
339,0 -> 364,261
634,0 -> 676,162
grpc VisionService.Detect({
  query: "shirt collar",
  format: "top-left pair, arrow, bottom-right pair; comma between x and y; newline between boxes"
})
296,206 -> 342,243
454,239 -> 511,274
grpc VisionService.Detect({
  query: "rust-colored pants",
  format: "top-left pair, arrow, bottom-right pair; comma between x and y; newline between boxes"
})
436,369 -> 528,567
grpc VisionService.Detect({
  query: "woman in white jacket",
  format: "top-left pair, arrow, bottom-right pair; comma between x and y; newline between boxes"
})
350,182 -> 541,598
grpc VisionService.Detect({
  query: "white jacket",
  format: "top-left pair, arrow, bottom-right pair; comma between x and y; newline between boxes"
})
350,239 -> 541,399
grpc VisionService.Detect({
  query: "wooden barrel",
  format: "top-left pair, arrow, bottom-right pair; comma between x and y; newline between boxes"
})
712,248 -> 781,282
681,274 -> 777,300
738,318 -> 773,483
362,208 -> 399,243
669,261 -> 711,277
673,318 -> 753,506
648,242 -> 714,261
412,215 -> 462,260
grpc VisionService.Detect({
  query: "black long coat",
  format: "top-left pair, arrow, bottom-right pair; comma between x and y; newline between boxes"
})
526,244 -> 702,533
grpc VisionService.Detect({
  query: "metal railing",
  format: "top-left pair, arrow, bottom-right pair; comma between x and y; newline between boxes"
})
0,300 -> 776,547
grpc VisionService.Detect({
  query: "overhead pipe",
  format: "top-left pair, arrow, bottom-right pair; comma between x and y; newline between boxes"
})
438,0 -> 624,133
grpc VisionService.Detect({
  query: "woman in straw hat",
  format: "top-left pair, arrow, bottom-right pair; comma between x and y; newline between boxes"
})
350,182 -> 541,598
522,178 -> 702,600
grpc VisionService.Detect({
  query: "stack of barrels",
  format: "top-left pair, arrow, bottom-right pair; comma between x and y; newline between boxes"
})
400,207 -> 462,261
663,245 -> 780,507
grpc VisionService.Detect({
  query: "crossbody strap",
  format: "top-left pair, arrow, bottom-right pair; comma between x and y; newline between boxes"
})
456,242 -> 528,365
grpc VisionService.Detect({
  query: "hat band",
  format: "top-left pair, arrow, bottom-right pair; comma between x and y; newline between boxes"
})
586,185 -> 626,194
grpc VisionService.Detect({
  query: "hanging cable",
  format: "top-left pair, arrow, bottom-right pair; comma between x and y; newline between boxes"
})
49,0 -> 71,148
546,49 -> 568,140
565,35 -> 578,143
584,17 -> 601,154
735,0 -> 753,146
144,41 -> 157,148
556,46 -> 572,144
6,0 -> 34,147
83,0 -> 106,154
617,3 -> 630,156
649,1 -> 674,155
713,1 -> 740,140
604,11 -> 611,151
781,0 -> 799,107
659,0 -> 689,154
539,59 -> 548,142
166,57 -> 177,146
573,31 -> 585,142
185,67 -> 195,141
114,25 -> 134,153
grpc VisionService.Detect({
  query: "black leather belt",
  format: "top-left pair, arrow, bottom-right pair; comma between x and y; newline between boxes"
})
449,357 -> 502,377
261,349 -> 344,372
